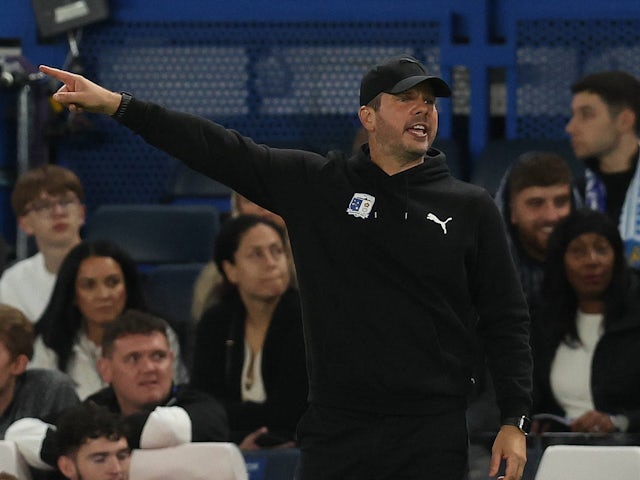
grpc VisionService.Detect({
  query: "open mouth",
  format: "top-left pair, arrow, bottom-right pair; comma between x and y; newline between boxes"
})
138,380 -> 159,388
406,123 -> 428,138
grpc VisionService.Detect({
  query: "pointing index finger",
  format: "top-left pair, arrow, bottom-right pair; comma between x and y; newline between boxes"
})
39,65 -> 76,85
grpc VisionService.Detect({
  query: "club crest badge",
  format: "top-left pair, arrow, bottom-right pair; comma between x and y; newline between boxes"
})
346,193 -> 375,219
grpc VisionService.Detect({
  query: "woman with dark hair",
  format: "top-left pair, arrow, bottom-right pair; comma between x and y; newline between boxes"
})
191,215 -> 307,449
532,208 -> 640,433
30,240 -> 187,399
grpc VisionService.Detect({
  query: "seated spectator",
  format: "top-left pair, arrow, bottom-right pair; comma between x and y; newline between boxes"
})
6,311 -> 227,475
7,401 -> 130,478
191,191 -> 296,321
566,71 -> 640,267
532,208 -> 640,433
54,403 -> 130,480
191,215 -> 307,449
494,151 -> 578,312
467,152 -> 578,457
30,240 -> 187,399
93,309 -> 228,447
0,304 -> 78,438
0,165 -> 85,322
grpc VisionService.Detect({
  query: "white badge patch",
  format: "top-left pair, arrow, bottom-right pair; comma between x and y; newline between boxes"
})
346,193 -> 376,219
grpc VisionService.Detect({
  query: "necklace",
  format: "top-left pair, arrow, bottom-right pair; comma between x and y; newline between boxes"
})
244,350 -> 255,390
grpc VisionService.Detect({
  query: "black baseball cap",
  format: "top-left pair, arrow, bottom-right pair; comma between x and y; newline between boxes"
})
359,55 -> 451,106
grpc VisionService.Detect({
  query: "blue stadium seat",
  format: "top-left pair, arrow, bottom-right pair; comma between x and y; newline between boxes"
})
142,263 -> 204,363
165,162 -> 233,213
84,204 -> 219,267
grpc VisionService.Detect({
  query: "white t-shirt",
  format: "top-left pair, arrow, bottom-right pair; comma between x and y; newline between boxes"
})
241,341 -> 266,403
550,311 -> 604,419
30,333 -> 104,400
0,252 -> 56,322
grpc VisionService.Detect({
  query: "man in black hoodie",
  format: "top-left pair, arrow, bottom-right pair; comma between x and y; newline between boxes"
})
40,56 -> 532,480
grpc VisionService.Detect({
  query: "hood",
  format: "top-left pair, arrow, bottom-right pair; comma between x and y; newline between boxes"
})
494,164 -> 584,252
351,143 -> 451,185
494,165 -> 516,235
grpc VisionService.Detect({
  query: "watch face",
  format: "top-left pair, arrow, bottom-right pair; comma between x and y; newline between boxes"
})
519,415 -> 532,434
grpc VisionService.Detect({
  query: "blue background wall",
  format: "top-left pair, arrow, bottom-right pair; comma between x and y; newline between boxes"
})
2,0 -> 640,247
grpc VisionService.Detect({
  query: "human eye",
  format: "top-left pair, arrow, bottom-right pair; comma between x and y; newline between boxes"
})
60,197 -> 75,208
526,198 -> 544,209
594,241 -> 612,256
32,201 -> 52,214
270,244 -> 284,258
151,350 -> 168,361
567,245 -> 586,258
580,107 -> 595,120
105,275 -> 122,288
117,449 -> 131,461
555,196 -> 571,208
248,248 -> 264,260
91,454 -> 108,464
125,353 -> 140,364
77,278 -> 96,290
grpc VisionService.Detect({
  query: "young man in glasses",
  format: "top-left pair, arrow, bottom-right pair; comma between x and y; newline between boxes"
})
0,165 -> 86,322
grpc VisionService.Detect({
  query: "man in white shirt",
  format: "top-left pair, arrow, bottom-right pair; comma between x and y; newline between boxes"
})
0,165 -> 85,321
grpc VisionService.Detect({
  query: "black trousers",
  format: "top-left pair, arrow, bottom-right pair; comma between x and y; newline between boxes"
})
295,404 -> 469,480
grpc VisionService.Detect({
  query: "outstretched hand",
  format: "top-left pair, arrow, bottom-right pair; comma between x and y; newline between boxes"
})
39,65 -> 122,115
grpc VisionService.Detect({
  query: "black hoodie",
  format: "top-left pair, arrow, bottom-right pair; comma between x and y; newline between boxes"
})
119,99 -> 532,419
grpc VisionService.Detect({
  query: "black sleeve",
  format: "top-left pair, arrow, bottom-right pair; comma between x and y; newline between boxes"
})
471,192 -> 533,420
190,308 -> 230,396
176,386 -> 229,442
122,386 -> 229,448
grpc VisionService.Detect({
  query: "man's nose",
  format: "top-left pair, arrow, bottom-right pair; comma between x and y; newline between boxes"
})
50,200 -> 67,215
544,205 -> 565,223
412,101 -> 433,116
106,455 -> 124,473
565,117 -> 576,134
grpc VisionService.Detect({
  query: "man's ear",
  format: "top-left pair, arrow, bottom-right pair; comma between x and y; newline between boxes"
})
17,215 -> 36,236
616,108 -> 636,133
358,105 -> 376,132
97,356 -> 112,383
11,354 -> 28,376
58,455 -> 77,480
78,204 -> 87,227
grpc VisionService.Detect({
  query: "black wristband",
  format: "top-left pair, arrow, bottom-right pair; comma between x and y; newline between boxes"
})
112,92 -> 133,119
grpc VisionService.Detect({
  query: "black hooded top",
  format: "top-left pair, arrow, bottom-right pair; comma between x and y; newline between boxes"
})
118,98 -> 532,419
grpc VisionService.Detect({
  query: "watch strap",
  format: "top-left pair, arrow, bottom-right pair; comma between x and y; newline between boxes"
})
112,91 -> 133,119
502,415 -> 532,435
